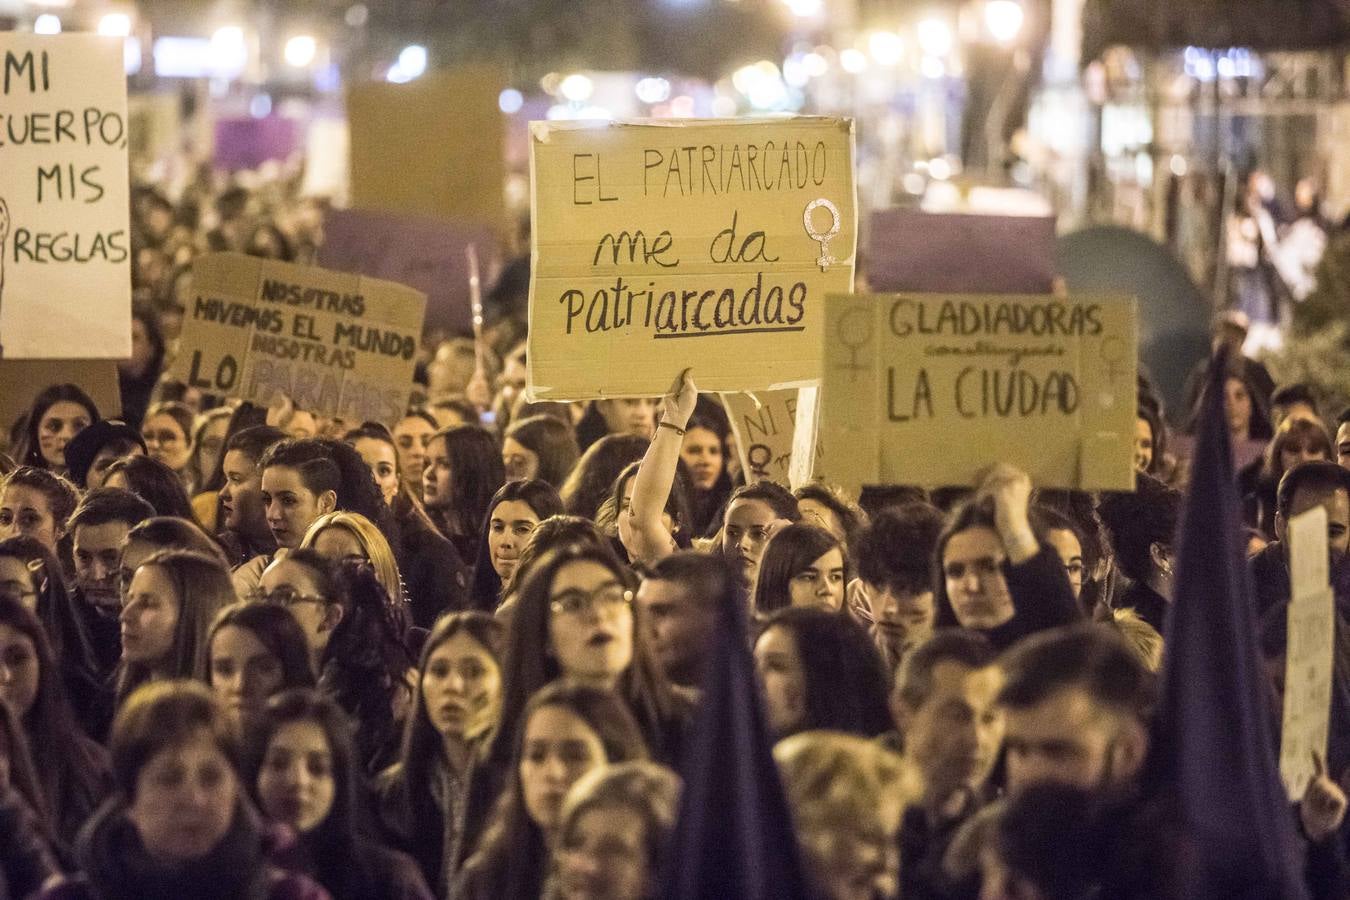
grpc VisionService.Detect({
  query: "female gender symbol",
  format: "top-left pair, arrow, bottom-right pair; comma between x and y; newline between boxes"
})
803,198 -> 841,272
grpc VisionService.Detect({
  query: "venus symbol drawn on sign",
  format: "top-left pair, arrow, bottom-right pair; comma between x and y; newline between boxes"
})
1097,335 -> 1127,409
803,198 -> 841,272
835,306 -> 872,379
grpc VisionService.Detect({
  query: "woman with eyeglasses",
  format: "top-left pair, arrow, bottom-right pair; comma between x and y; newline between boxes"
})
117,549 -> 237,705
0,597 -> 112,849
456,682 -> 649,900
255,551 -> 413,774
139,401 -> 196,490
246,690 -> 433,900
205,602 -> 315,728
377,612 -> 504,896
298,512 -> 407,632
932,464 -> 1081,652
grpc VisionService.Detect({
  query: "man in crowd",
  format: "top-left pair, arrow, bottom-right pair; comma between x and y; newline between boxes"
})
635,551 -> 733,690
997,623 -> 1153,795
852,503 -> 944,671
1250,460 -> 1350,617
892,630 -> 1003,900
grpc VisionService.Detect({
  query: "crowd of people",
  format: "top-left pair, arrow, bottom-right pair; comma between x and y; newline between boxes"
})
0,171 -> 1346,900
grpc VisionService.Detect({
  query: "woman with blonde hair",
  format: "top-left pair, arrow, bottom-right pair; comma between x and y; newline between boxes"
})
300,510 -> 405,610
775,730 -> 912,900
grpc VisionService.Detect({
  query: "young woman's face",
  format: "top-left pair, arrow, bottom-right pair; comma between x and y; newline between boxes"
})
128,731 -> 238,863
0,557 -> 38,613
488,499 -> 541,581
142,413 -> 193,472
0,485 -> 59,553
722,499 -> 781,589
502,437 -> 540,482
421,631 -> 502,743
0,624 -> 40,719
548,560 -> 634,684
36,401 -> 92,469
1044,528 -> 1085,600
557,804 -> 649,900
209,625 -> 285,724
598,399 -> 657,438
1225,377 -> 1253,437
259,560 -> 335,655
256,720 -> 336,835
942,527 -> 1014,630
352,437 -> 399,506
788,547 -> 847,610
392,416 -> 435,485
680,427 -> 724,491
520,705 -> 607,833
260,466 -> 329,550
421,436 -> 453,508
1133,417 -> 1154,473
120,565 -> 180,665
754,625 -> 806,736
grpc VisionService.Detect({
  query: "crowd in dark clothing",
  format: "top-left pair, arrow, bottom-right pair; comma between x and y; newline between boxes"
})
0,179 -> 1345,900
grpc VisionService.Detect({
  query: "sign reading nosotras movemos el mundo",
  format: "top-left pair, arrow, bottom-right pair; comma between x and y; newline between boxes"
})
170,253 -> 426,424
526,117 -> 856,401
798,293 -> 1138,493
0,33 -> 131,359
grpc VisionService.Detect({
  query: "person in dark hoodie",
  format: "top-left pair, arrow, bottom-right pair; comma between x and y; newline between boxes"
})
932,464 -> 1081,651
40,680 -> 329,900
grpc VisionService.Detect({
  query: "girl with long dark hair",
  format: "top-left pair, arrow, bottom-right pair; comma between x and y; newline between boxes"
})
468,480 -> 565,612
14,384 -> 98,474
751,523 -> 848,616
422,424 -> 505,562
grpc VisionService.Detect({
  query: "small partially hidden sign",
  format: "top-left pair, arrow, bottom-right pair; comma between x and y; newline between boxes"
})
170,253 -> 425,424
1280,505 -> 1334,802
0,33 -> 131,359
721,389 -> 822,489
527,116 -> 856,400
802,293 -> 1137,493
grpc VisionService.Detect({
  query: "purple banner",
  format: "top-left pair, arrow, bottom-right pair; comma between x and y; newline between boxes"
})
213,117 -> 300,171
866,210 -> 1057,294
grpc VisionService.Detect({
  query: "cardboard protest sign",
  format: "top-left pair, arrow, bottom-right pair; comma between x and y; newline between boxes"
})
1279,505 -> 1335,802
801,293 -> 1137,493
720,389 -> 822,489
0,33 -> 130,359
527,117 -> 856,401
318,209 -> 501,337
169,253 -> 425,424
347,67 -> 505,228
865,210 -> 1057,294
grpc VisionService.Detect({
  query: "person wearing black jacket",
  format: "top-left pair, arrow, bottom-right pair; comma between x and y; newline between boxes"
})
932,464 -> 1082,651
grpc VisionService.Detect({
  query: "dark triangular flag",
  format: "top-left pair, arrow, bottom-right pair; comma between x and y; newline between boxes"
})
1146,346 -> 1310,900
658,558 -> 813,900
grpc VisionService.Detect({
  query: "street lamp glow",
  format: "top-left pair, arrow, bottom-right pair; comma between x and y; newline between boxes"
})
499,88 -> 524,114
803,51 -> 828,77
284,35 -> 317,68
984,0 -> 1024,44
34,14 -> 62,34
398,44 -> 427,79
635,77 -> 671,104
783,0 -> 823,17
840,48 -> 867,73
916,17 -> 953,57
867,30 -> 903,66
98,13 -> 132,37
559,73 -> 594,102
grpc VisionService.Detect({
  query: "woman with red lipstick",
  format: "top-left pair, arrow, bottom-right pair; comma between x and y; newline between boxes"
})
468,480 -> 565,612
247,690 -> 432,900
377,612 -> 504,896
206,603 -> 315,729
456,682 -> 648,900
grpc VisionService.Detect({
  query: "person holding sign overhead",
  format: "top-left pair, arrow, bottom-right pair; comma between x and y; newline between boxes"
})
932,464 -> 1082,651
